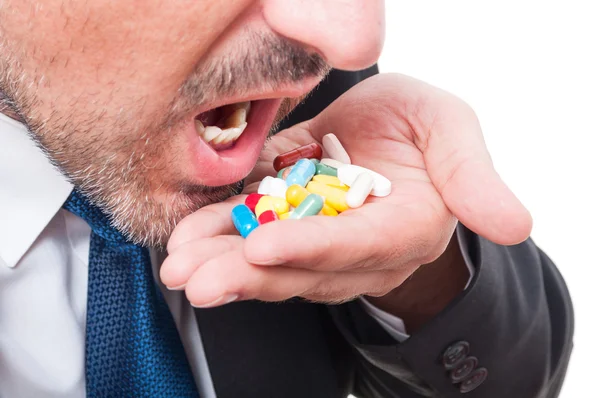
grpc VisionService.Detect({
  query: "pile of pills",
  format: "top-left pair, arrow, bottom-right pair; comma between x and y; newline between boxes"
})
231,134 -> 392,238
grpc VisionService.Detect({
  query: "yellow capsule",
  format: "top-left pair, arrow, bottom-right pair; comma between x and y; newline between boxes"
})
306,181 -> 349,212
286,184 -> 310,207
287,184 -> 338,216
311,175 -> 349,191
279,211 -> 292,220
319,205 -> 339,217
255,196 -> 290,217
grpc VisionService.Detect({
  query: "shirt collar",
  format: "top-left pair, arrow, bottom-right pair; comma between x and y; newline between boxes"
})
0,113 -> 73,268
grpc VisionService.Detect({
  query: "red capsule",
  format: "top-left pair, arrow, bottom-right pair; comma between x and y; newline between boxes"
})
258,210 -> 279,225
273,143 -> 323,172
244,193 -> 264,214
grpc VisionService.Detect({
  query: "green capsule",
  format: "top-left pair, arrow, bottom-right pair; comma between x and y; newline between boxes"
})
315,163 -> 338,177
289,193 -> 324,219
277,167 -> 291,179
310,158 -> 320,165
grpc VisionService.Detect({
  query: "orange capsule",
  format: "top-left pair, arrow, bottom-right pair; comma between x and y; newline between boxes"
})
273,143 -> 323,172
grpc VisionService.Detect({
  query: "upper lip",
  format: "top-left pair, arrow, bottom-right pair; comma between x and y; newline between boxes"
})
189,77 -> 323,120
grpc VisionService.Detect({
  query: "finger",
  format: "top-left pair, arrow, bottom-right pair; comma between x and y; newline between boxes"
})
301,73 -> 532,245
244,201 -> 455,272
160,235 -> 241,290
183,245 -> 406,307
420,93 -> 533,245
167,195 -> 246,253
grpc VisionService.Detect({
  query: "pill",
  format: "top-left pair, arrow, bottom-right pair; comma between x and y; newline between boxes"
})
337,164 -> 392,197
346,172 -> 375,208
244,193 -> 264,213
255,195 -> 290,217
319,204 -> 338,217
269,178 -> 288,199
322,133 -> 351,164
258,210 -> 279,225
231,204 -> 259,238
285,158 -> 316,187
289,194 -> 324,220
306,181 -> 349,212
279,211 -> 292,220
273,143 -> 323,171
320,158 -> 346,169
277,167 -> 291,179
286,184 -> 338,215
257,176 -> 274,195
311,175 -> 349,191
315,163 -> 337,177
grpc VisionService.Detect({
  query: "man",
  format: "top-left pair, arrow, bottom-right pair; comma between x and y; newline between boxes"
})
0,1 -> 573,397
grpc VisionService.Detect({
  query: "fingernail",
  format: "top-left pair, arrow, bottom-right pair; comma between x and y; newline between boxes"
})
166,284 -> 186,291
191,293 -> 239,308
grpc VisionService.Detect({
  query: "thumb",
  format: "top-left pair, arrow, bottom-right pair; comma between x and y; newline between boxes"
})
421,94 -> 532,245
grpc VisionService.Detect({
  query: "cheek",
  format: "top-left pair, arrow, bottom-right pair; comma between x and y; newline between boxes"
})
1,0 -> 251,123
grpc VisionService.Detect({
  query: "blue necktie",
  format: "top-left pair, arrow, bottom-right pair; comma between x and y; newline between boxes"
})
63,189 -> 199,397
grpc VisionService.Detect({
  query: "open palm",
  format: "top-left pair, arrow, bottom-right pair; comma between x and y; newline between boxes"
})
161,73 -> 532,307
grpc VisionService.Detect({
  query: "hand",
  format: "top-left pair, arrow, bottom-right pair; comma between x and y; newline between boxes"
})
160,73 -> 532,310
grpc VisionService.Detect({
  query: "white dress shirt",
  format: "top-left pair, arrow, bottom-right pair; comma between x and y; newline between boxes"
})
0,112 -> 473,397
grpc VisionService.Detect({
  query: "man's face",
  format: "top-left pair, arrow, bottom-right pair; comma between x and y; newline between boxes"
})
0,0 -> 384,246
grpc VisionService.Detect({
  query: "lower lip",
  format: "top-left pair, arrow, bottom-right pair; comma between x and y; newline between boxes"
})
185,98 -> 282,186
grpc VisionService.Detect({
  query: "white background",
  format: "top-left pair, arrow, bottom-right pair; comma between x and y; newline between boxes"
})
379,1 -> 600,396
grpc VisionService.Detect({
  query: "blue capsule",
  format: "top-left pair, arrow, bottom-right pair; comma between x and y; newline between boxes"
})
285,158 -> 316,187
231,204 -> 259,238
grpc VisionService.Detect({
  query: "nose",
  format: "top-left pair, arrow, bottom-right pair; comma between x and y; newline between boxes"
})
262,0 -> 385,71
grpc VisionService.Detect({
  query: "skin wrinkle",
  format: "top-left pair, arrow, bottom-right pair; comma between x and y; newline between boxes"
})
1,9 -> 329,247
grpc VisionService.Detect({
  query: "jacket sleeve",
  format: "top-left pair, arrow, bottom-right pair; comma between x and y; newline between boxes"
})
328,224 -> 575,398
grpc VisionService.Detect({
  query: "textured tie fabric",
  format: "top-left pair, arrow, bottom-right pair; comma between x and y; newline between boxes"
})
63,189 -> 199,397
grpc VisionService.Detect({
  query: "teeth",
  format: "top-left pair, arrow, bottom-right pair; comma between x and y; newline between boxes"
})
195,101 -> 252,149
224,108 -> 247,129
195,120 -> 206,134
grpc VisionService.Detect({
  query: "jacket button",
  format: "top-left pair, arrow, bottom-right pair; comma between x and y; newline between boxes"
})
450,356 -> 478,383
442,341 -> 470,370
459,367 -> 488,393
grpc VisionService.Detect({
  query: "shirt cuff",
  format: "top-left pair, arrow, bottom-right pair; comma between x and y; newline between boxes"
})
358,224 -> 475,342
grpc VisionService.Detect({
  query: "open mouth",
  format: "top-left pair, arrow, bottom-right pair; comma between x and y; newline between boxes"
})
195,101 -> 252,151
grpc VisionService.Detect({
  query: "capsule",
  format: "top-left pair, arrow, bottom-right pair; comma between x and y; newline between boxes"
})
306,181 -> 349,212
286,184 -> 338,216
269,178 -> 288,199
311,175 -> 349,191
277,167 -> 292,180
337,164 -> 392,197
231,204 -> 259,238
285,158 -> 316,187
258,210 -> 279,225
279,211 -> 292,220
319,158 -> 346,170
257,176 -> 274,195
289,194 -> 324,219
255,195 -> 290,217
244,193 -> 264,213
346,172 -> 375,208
315,163 -> 338,177
273,143 -> 323,171
322,133 -> 351,164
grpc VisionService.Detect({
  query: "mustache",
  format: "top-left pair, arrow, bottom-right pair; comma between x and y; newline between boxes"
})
163,32 -> 330,127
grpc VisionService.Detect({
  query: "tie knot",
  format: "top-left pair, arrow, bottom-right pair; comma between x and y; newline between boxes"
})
63,189 -> 129,243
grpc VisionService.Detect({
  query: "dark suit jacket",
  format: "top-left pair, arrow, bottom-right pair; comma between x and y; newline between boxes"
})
193,67 -> 574,398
